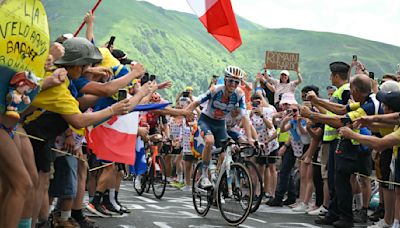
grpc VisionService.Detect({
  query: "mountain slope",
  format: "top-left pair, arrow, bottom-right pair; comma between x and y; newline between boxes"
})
42,0 -> 400,100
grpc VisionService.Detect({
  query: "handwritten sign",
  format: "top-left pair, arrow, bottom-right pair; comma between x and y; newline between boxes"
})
265,51 -> 299,71
0,0 -> 49,114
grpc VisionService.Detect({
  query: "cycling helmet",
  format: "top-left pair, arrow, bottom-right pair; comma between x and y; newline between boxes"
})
224,65 -> 245,79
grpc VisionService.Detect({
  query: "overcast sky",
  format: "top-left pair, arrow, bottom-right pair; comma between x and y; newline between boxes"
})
141,0 -> 400,47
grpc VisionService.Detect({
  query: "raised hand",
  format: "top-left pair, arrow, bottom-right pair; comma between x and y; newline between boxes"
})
110,99 -> 130,115
84,11 -> 95,24
130,63 -> 145,78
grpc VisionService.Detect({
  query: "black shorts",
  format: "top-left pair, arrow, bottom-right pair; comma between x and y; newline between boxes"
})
256,149 -> 279,166
24,112 -> 68,173
379,149 -> 393,188
357,150 -> 372,176
183,154 -> 196,161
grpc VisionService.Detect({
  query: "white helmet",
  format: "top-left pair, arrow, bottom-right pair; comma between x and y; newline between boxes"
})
224,65 -> 245,79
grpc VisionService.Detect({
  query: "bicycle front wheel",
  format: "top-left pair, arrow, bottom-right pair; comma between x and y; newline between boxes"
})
192,161 -> 213,217
217,163 -> 253,226
151,155 -> 167,199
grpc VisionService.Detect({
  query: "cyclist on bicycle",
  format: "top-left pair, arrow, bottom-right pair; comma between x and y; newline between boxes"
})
186,66 -> 254,188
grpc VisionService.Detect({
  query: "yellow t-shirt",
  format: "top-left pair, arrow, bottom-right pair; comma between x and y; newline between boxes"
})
389,125 -> 400,159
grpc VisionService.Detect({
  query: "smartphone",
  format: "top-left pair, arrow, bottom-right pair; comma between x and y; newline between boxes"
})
150,74 -> 156,82
182,91 -> 190,98
286,109 -> 293,115
369,72 -> 375,80
140,73 -> 149,85
107,36 -> 115,49
118,89 -> 127,101
340,117 -> 352,126
352,55 -> 357,61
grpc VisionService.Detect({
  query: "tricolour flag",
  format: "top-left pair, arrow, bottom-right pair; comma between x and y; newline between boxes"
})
186,0 -> 242,52
86,112 -> 139,164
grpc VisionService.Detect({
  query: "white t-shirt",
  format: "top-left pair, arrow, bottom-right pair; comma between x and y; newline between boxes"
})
250,106 -> 279,154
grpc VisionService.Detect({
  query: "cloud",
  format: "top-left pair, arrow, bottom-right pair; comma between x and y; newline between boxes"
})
141,0 -> 400,46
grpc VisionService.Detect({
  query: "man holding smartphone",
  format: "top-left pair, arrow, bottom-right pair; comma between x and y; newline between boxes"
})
301,73 -> 383,228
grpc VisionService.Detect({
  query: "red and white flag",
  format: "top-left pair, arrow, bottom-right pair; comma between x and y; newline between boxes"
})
187,0 -> 242,52
86,112 -> 139,165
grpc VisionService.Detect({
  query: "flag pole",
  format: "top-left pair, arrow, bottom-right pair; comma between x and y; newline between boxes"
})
73,0 -> 103,37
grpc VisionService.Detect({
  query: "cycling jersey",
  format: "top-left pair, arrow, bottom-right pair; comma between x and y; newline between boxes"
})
197,85 -> 247,120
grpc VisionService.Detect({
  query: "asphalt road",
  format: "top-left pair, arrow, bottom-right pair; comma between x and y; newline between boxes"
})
86,181 -> 370,228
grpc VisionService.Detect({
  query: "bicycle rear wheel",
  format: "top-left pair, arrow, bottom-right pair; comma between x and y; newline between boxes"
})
151,155 -> 167,199
217,163 -> 253,226
192,161 -> 213,217
244,160 -> 263,213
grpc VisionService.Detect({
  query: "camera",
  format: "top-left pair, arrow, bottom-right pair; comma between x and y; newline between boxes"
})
118,89 -> 127,101
182,91 -> 190,98
352,55 -> 357,61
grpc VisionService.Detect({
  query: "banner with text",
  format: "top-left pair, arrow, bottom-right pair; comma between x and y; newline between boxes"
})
265,51 -> 299,71
0,0 -> 50,114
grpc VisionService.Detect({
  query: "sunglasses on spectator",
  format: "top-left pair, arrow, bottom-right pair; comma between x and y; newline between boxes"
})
227,78 -> 240,85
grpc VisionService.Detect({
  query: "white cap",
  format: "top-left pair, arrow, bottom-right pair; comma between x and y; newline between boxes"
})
280,93 -> 298,105
280,70 -> 290,76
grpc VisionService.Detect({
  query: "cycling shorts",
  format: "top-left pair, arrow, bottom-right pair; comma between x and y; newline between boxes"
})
198,114 -> 228,148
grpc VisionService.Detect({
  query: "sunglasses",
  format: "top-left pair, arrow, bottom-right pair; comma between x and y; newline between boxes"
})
227,78 -> 240,85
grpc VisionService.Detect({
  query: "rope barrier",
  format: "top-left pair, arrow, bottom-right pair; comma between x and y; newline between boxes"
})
89,162 -> 115,172
12,131 -> 400,185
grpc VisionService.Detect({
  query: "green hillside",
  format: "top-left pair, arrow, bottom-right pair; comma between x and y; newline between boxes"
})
42,0 -> 400,100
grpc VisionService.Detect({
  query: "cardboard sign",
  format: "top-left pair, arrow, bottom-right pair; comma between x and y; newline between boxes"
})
265,51 -> 299,71
0,0 -> 49,114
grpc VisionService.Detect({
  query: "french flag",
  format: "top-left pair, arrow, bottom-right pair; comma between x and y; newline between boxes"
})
187,0 -> 242,52
86,112 -> 139,165
86,103 -> 171,164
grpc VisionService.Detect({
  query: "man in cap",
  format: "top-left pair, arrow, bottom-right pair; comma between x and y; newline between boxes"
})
299,62 -> 351,219
339,90 -> 400,228
301,73 -> 382,228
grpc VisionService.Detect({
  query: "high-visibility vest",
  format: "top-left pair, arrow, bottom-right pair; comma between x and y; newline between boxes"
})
277,127 -> 290,143
323,83 -> 350,142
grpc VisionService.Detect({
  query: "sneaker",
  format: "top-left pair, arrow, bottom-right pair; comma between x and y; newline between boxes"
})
181,185 -> 192,192
102,202 -> 123,215
369,204 -> 385,222
86,203 -> 111,218
283,198 -> 296,206
367,219 -> 392,228
306,204 -> 319,213
200,177 -> 212,189
353,208 -> 368,223
76,217 -> 99,228
118,205 -> 131,214
318,206 -> 329,216
308,205 -> 327,216
292,202 -> 308,212
267,197 -> 283,207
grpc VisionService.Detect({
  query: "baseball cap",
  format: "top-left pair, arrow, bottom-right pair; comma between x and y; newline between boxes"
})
54,37 -> 103,66
376,91 -> 400,112
111,49 -> 133,65
280,70 -> 290,76
329,61 -> 350,73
